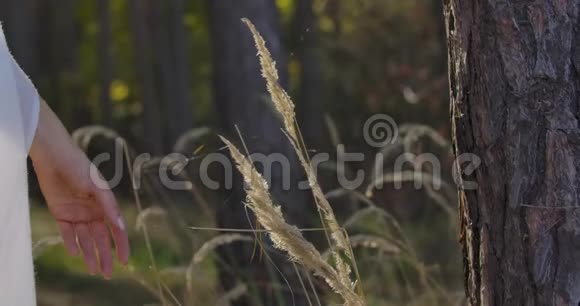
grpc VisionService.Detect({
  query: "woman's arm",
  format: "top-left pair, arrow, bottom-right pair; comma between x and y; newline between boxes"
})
29,99 -> 129,279
29,100 -> 74,166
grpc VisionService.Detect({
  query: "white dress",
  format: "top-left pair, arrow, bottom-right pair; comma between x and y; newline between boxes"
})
0,25 -> 41,305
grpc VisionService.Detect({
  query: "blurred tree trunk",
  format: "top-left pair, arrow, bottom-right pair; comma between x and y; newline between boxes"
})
149,0 -> 175,149
445,0 -> 580,305
47,0 -> 82,126
208,1 -> 312,305
431,0 -> 448,74
128,0 -> 163,154
4,0 -> 37,78
97,0 -> 113,125
150,0 -> 192,147
168,0 -> 192,140
293,0 -> 328,150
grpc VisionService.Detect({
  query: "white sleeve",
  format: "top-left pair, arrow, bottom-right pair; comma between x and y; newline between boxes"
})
8,50 -> 39,152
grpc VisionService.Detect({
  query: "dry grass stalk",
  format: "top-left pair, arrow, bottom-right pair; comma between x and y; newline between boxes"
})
123,141 -> 168,306
398,124 -> 450,150
322,235 -> 401,261
135,206 -> 168,231
326,189 -> 404,238
221,136 -> 363,306
242,18 -> 298,141
242,18 -> 354,290
71,125 -> 120,151
342,207 -> 404,241
192,234 -> 253,266
348,235 -> 401,255
372,124 -> 452,188
186,234 -> 253,296
216,283 -> 248,306
324,114 -> 341,149
32,236 -> 63,259
365,170 -> 456,219
172,126 -> 211,153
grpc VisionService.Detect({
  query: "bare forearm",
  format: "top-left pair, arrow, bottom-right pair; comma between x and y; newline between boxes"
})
29,99 -> 77,171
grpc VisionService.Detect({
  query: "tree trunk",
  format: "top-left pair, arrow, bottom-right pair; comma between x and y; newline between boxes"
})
293,0 -> 328,150
97,0 -> 113,125
168,0 -> 192,140
445,0 -> 580,305
4,0 -> 37,78
208,1 -> 312,305
148,0 -> 175,149
47,0 -> 81,126
149,0 -> 192,147
128,0 -> 163,154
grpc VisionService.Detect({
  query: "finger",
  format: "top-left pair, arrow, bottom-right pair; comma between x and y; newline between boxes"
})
58,222 -> 78,256
90,222 -> 113,279
110,219 -> 130,265
75,223 -> 98,275
94,187 -> 130,264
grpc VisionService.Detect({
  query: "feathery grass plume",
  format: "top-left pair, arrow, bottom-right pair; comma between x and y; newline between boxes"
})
221,136 -> 364,306
241,18 -> 298,142
242,18 -> 354,290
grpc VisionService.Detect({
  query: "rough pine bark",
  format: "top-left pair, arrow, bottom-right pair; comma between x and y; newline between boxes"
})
444,0 -> 580,305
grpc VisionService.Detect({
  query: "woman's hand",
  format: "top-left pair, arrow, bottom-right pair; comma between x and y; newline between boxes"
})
30,100 -> 129,279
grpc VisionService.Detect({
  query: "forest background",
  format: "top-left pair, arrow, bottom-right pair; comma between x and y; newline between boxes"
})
1,0 -> 460,305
